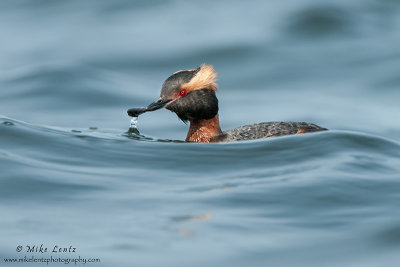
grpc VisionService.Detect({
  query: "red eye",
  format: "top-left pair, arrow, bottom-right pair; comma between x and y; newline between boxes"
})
179,89 -> 187,96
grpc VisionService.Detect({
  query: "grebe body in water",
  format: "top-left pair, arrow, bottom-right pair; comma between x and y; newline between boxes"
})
127,64 -> 327,143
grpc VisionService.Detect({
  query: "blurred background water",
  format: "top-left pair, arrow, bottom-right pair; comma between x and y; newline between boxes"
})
1,0 -> 400,266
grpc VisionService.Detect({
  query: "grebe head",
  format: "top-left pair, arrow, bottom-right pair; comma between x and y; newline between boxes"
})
127,64 -> 219,122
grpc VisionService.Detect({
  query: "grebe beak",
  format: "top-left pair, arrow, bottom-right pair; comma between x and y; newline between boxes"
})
127,99 -> 172,117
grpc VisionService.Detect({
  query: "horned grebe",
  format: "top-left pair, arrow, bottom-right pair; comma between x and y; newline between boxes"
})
127,64 -> 327,143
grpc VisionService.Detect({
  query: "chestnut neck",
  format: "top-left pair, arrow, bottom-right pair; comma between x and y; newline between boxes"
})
186,115 -> 222,143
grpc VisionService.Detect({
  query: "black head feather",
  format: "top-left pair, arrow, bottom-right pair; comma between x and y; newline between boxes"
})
166,89 -> 218,122
160,69 -> 200,99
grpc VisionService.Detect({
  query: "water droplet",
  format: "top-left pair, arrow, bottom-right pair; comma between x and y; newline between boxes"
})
129,116 -> 138,129
128,116 -> 140,134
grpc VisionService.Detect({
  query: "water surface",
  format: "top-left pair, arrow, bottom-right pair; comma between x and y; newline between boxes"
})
1,0 -> 400,266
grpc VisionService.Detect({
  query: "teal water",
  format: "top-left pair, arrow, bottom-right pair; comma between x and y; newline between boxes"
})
1,1 -> 400,266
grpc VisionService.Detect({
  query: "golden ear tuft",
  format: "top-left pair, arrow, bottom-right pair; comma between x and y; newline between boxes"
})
182,64 -> 218,92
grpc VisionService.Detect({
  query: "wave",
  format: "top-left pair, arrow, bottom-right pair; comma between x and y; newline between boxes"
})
1,115 -> 399,175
